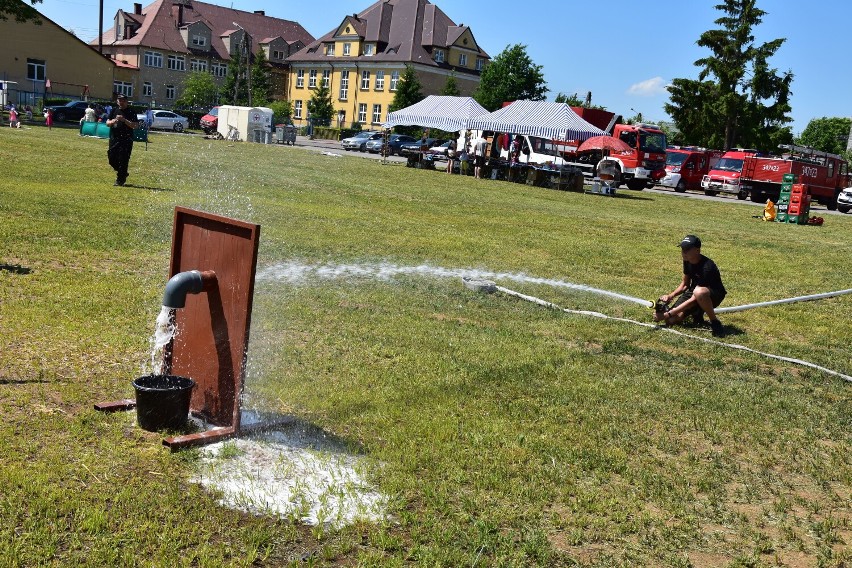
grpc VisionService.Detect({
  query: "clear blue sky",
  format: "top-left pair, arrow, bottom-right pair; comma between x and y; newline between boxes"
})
37,0 -> 850,135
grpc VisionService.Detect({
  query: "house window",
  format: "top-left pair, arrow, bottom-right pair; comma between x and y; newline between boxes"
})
358,103 -> 367,124
343,43 -> 351,56
375,70 -> 385,90
211,62 -> 227,77
363,44 -> 374,56
458,53 -> 467,66
167,55 -> 186,71
26,58 -> 45,81
360,70 -> 370,90
296,69 -> 304,88
165,85 -> 175,99
372,104 -> 381,124
190,59 -> 207,72
322,70 -> 330,87
272,50 -> 285,60
476,58 -> 484,71
191,34 -> 207,47
309,70 -> 317,88
294,100 -> 302,119
390,71 -> 400,91
114,81 -> 133,97
339,70 -> 349,100
325,43 -> 335,56
434,49 -> 444,63
143,82 -> 152,96
144,51 -> 163,68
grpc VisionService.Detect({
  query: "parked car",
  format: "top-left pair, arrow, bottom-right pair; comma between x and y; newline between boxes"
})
44,100 -> 104,122
200,106 -> 219,134
138,109 -> 189,132
341,131 -> 382,151
365,134 -> 418,155
428,140 -> 454,160
398,137 -> 445,156
837,187 -> 852,214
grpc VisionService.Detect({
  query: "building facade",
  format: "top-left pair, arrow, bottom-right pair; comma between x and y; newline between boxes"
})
93,0 -> 314,108
0,11 -> 133,108
286,0 -> 489,129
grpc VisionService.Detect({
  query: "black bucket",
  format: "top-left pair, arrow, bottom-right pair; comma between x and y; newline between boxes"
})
132,375 -> 195,432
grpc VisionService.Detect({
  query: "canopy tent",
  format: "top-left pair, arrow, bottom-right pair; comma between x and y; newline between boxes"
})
468,100 -> 607,141
383,95 -> 489,131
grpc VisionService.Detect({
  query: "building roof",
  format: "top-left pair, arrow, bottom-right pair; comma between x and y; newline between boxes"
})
290,0 -> 489,68
91,0 -> 314,61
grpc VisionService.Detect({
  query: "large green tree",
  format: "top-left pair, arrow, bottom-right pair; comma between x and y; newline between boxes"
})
664,0 -> 793,151
473,44 -> 547,112
389,64 -> 424,113
307,82 -> 334,126
796,117 -> 852,156
221,55 -> 249,106
175,71 -> 218,109
0,0 -> 41,22
249,47 -> 272,105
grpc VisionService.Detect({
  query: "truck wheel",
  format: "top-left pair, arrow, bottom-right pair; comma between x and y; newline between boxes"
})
737,190 -> 748,200
826,193 -> 839,211
750,191 -> 766,203
839,205 -> 850,214
675,180 -> 686,193
704,190 -> 719,196
626,179 -> 646,191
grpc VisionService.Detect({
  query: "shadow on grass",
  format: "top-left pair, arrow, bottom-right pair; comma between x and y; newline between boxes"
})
0,377 -> 53,385
0,263 -> 32,275
123,183 -> 174,192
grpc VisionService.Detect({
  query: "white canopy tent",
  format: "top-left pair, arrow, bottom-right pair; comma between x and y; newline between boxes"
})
468,100 -> 606,141
383,95 -> 489,131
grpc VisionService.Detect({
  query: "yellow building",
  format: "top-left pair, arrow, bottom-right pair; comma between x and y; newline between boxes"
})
0,9 -> 132,108
286,0 -> 489,129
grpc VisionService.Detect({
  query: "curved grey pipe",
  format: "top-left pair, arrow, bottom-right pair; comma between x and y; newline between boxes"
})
162,270 -> 205,309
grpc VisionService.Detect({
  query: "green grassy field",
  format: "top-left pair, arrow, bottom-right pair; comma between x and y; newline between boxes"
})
0,124 -> 849,567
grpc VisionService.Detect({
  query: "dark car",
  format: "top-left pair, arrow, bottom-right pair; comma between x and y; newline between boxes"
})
365,134 -> 418,155
45,100 -> 104,122
398,137 -> 445,156
200,106 -> 220,134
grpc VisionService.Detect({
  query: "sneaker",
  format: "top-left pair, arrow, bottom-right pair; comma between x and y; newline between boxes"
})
691,313 -> 704,326
114,180 -> 125,186
710,319 -> 725,337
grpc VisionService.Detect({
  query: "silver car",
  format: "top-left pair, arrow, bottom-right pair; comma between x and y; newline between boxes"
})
837,187 -> 852,214
341,131 -> 382,151
138,109 -> 189,132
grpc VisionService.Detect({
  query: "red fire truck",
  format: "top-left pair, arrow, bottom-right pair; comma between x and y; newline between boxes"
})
608,123 -> 668,190
659,147 -> 723,192
700,148 -> 757,199
739,144 -> 851,209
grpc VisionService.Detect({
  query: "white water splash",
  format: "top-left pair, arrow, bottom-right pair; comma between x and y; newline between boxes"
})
256,260 -> 652,306
193,428 -> 387,528
149,306 -> 175,375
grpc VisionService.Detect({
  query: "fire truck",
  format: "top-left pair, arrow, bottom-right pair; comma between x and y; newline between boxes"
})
660,147 -> 723,192
739,144 -> 851,209
700,148 -> 757,199
608,123 -> 668,190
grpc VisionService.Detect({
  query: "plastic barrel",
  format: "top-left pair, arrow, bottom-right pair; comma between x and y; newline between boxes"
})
132,375 -> 195,432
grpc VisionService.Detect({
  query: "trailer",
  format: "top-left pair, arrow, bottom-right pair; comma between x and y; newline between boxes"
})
216,105 -> 274,143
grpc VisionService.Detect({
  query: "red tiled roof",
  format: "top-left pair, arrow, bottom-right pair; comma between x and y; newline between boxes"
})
91,0 -> 314,61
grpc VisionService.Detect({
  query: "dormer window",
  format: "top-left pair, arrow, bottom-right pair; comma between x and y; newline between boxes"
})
343,43 -> 351,56
191,34 -> 207,47
434,49 -> 444,63
363,44 -> 374,56
273,50 -> 285,60
325,43 -> 335,56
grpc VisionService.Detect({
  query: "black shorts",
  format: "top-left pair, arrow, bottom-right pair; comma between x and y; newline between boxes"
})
672,288 -> 725,317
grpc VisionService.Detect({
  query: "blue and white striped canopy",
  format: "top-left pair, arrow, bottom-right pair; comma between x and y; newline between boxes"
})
384,96 -> 489,131
468,100 -> 606,141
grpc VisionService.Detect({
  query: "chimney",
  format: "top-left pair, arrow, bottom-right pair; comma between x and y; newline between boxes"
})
134,3 -> 142,15
254,10 -> 265,16
178,4 -> 184,26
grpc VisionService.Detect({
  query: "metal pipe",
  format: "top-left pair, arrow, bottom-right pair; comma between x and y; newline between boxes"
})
162,270 -> 216,309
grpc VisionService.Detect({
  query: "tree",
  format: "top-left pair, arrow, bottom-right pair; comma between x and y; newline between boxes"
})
555,91 -> 607,111
796,117 -> 852,156
441,74 -> 460,97
250,47 -> 272,105
473,44 -> 547,111
389,64 -> 424,113
221,55 -> 249,106
307,82 -> 334,126
267,100 -> 293,125
664,0 -> 793,151
175,71 -> 219,109
0,0 -> 41,22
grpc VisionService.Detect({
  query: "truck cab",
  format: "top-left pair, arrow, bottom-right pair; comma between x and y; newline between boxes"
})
700,148 -> 757,198
660,147 -> 722,192
610,123 -> 667,190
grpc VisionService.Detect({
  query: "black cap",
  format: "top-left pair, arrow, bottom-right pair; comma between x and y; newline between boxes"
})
679,234 -> 701,250
116,93 -> 128,100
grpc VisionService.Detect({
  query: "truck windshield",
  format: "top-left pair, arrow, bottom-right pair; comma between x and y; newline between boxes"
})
639,132 -> 667,153
666,153 -> 687,166
528,136 -> 568,157
716,157 -> 743,172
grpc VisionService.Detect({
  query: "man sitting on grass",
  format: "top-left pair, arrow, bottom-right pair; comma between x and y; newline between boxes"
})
653,234 -> 727,337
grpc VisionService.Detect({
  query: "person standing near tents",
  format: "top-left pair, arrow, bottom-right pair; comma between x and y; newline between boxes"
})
446,138 -> 457,174
106,93 -> 139,186
473,135 -> 487,179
